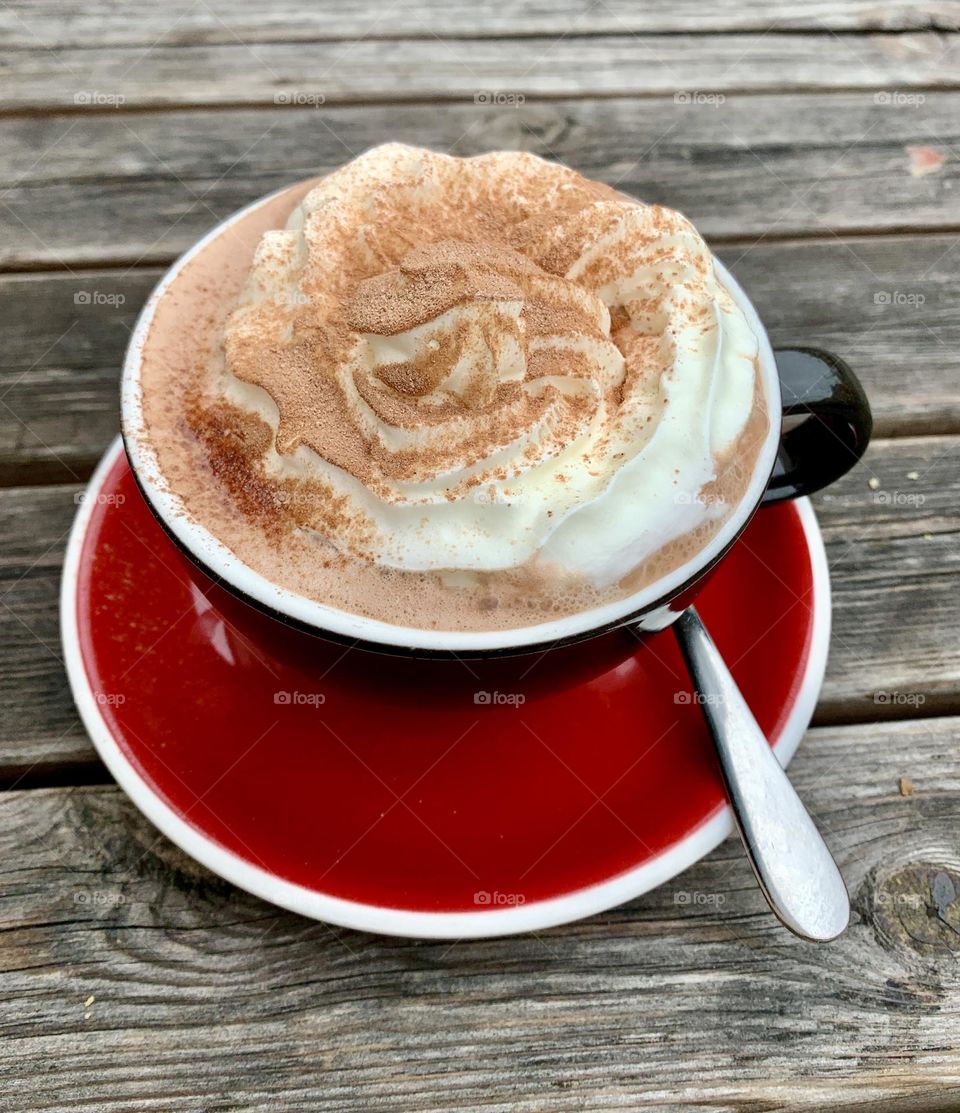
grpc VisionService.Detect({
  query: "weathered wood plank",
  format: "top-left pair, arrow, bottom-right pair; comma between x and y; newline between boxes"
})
717,234 -> 960,440
0,437 -> 956,776
2,93 -> 958,271
0,714 -> 957,1110
2,0 -> 957,46
2,32 -> 960,112
811,435 -> 960,721
0,482 -> 92,779
0,270 -> 132,485
1,227 -> 956,488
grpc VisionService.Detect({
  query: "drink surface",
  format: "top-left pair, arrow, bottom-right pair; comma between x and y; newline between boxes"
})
134,144 -> 770,633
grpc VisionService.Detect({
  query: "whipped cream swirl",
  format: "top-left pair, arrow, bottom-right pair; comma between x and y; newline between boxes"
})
221,143 -> 762,587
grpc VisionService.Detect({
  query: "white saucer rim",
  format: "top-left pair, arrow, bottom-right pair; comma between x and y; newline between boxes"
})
61,436 -> 831,939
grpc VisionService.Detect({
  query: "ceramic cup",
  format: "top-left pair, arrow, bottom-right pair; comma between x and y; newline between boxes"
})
121,187 -> 872,657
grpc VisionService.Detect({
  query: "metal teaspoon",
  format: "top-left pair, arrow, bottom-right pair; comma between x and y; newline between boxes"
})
673,607 -> 849,941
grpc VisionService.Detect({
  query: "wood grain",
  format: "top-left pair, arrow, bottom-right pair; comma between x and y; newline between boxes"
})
0,484 -> 91,778
2,226 -> 957,487
0,714 -> 957,1110
2,93 -> 958,271
0,436 -> 956,777
2,32 -> 960,113
806,435 -> 960,722
2,0 -> 957,46
0,1 -> 957,1106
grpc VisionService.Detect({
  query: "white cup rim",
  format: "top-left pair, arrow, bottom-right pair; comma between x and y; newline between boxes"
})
121,184 -> 782,654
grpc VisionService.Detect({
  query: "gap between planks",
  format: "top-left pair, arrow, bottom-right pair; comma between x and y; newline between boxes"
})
1,81 -> 960,121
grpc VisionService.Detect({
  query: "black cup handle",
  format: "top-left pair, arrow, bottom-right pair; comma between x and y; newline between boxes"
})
761,347 -> 873,504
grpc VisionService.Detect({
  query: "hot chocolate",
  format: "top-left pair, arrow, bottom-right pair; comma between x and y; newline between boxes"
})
131,144 -> 770,633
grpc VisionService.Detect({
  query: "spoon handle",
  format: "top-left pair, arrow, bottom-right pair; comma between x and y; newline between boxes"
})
673,608 -> 849,941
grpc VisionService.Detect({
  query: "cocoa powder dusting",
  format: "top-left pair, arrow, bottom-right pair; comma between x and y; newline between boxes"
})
135,145 -> 770,634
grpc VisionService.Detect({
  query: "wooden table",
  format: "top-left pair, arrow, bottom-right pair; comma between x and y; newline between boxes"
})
2,2 -> 960,1108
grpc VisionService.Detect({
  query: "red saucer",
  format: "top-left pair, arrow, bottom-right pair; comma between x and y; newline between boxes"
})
62,440 -> 829,936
